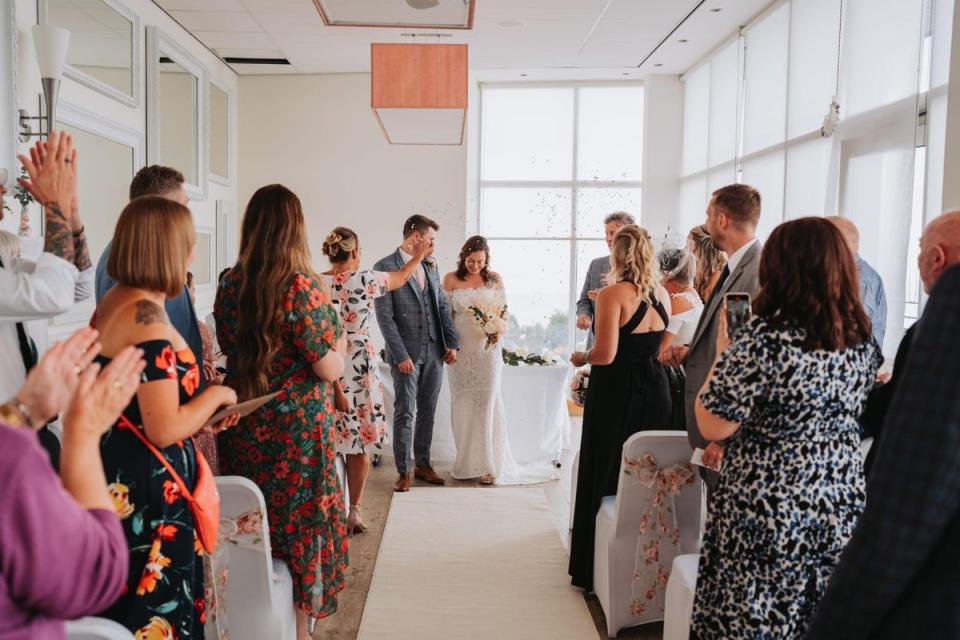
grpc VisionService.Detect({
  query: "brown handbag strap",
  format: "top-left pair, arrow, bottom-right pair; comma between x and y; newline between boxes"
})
118,415 -> 196,503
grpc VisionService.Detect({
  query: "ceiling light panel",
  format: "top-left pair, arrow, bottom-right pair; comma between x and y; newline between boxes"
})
315,0 -> 475,29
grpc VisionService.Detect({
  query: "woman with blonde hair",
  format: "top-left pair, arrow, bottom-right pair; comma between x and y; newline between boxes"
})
320,226 -> 428,534
568,224 -> 673,591
689,224 -> 727,301
215,185 -> 347,639
93,196 -> 240,637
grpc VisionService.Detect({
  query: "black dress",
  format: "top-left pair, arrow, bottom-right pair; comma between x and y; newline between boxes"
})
569,298 -> 672,591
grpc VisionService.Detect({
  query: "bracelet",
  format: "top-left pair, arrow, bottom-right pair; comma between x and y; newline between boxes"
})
72,225 -> 85,237
0,400 -> 33,428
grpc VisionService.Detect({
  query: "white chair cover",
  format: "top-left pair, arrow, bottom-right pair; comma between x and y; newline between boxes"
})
65,617 -> 133,639
663,554 -> 700,640
593,431 -> 702,638
215,476 -> 296,640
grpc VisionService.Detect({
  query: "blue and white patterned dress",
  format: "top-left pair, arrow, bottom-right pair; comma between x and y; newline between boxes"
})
691,317 -> 882,639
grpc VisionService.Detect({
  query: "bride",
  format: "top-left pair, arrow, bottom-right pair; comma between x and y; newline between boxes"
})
443,236 -> 556,486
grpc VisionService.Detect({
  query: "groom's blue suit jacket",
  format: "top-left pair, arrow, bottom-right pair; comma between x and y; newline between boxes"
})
373,249 -> 459,365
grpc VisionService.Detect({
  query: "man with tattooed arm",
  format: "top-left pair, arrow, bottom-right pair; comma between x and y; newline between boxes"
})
0,132 -> 94,463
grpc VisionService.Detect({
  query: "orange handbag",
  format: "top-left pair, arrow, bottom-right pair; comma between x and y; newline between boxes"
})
118,416 -> 220,553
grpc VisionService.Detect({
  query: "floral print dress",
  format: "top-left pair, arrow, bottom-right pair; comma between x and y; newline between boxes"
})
96,340 -> 205,639
320,269 -> 391,455
691,318 -> 882,639
214,270 -> 348,618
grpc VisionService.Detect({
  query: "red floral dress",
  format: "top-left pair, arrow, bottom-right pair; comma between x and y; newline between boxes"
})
214,271 -> 348,618
96,340 -> 206,638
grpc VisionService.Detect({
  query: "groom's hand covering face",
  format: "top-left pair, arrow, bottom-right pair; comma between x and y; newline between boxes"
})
419,228 -> 437,257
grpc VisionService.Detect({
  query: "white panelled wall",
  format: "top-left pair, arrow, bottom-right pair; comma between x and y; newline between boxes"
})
7,0 -> 239,338
675,0 -> 950,358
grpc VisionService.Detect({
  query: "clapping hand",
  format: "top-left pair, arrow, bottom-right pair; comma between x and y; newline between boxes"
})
586,289 -> 601,302
17,131 -> 76,216
15,328 -> 102,428
62,345 -> 145,439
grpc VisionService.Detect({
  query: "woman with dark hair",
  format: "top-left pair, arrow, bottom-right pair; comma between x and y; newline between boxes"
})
214,185 -> 347,639
690,217 -> 882,638
319,226 -> 429,534
442,236 -> 555,485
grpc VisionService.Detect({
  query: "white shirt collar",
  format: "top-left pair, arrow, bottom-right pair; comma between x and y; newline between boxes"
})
725,237 -> 758,275
399,246 -> 414,263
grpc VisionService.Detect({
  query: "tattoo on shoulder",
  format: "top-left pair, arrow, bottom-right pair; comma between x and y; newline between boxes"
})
135,300 -> 169,326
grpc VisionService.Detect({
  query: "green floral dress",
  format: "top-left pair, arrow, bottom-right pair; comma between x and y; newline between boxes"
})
214,270 -> 348,618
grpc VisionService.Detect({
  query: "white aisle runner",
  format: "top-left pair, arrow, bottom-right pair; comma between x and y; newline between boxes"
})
357,487 -> 597,640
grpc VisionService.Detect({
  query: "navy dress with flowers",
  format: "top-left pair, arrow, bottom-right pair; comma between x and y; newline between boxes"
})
97,340 -> 205,639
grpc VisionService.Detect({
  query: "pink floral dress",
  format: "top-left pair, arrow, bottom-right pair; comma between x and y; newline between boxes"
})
321,270 -> 391,454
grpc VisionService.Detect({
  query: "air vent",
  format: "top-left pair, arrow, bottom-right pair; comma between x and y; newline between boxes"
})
222,57 -> 292,65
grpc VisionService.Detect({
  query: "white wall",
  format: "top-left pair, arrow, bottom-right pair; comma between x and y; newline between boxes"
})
9,0 -> 240,332
237,73 -> 468,277
641,75 -> 683,241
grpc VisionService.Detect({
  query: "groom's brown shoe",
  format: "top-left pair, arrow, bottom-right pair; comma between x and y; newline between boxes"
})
394,473 -> 411,492
414,465 -> 446,486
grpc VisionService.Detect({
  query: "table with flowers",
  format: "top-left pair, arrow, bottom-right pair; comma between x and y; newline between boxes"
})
378,353 -> 574,466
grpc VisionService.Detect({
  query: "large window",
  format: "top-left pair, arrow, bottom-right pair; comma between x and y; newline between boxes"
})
479,84 -> 644,355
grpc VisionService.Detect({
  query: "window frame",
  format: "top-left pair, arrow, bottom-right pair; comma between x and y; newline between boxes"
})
476,81 -> 645,352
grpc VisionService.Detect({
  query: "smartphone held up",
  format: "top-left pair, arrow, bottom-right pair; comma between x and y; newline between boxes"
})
724,292 -> 752,339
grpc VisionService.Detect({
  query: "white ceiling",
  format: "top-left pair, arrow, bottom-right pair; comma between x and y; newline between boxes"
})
153,0 -> 774,78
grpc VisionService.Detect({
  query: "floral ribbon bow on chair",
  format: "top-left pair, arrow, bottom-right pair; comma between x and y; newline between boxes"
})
623,453 -> 697,618
204,508 -> 266,640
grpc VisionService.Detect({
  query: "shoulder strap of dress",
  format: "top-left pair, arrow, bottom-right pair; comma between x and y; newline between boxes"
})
621,299 -> 650,334
653,298 -> 670,326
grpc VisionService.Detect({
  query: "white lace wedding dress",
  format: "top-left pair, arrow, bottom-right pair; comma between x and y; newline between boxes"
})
446,286 -> 557,485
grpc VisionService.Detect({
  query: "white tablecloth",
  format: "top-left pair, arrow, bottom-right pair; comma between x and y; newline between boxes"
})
378,361 -> 573,465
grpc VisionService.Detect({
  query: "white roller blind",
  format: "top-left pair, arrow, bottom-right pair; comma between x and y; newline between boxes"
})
786,0 -> 842,138
742,3 -> 789,155
742,153 -> 785,241
708,40 -> 740,166
681,63 -> 710,176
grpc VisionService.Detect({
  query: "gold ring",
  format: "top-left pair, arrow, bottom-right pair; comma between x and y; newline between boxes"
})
112,380 -> 123,390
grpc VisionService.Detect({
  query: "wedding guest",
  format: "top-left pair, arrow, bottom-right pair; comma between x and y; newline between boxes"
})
93,196 -> 239,637
0,328 -> 143,640
186,271 -> 221,474
657,247 -> 703,430
568,224 -> 672,591
576,211 -> 635,348
95,165 -> 205,391
3,133 -> 94,464
320,226 -> 428,533
662,184 -> 763,490
688,224 -> 727,301
444,236 -> 557,486
859,210 -> 960,476
373,215 -> 459,492
805,264 -> 960,640
827,216 -> 887,346
215,184 -> 347,639
691,218 -> 881,638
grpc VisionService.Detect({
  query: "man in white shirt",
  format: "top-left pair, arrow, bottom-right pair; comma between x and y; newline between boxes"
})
0,133 -> 93,442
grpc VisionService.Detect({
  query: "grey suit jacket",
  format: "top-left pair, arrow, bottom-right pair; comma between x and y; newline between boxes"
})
373,249 -> 459,365
576,255 -> 609,348
683,241 -> 762,462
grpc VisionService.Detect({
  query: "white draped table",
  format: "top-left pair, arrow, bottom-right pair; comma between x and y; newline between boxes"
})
378,361 -> 574,466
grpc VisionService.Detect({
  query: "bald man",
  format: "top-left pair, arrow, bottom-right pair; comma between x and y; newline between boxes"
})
860,210 -> 960,476
827,216 -> 887,345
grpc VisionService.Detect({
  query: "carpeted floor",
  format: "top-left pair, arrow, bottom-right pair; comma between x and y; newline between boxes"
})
314,425 -> 665,640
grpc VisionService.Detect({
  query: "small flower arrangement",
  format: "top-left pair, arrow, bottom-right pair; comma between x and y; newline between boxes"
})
570,369 -> 590,407
469,301 -> 508,349
502,346 -> 562,366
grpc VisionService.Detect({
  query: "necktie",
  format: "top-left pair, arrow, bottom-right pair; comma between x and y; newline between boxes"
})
0,256 -> 38,372
707,264 -> 731,307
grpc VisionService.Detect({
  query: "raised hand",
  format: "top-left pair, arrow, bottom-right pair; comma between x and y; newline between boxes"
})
17,131 -> 75,216
62,345 -> 145,439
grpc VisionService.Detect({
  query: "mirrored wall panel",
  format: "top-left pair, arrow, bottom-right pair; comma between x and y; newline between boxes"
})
209,83 -> 229,181
158,57 -> 198,184
42,0 -> 139,105
57,122 -> 134,266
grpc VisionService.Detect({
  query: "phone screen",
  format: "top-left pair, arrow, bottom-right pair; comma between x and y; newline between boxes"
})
724,293 -> 752,338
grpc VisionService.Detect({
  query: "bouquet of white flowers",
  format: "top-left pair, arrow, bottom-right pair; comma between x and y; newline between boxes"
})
502,346 -> 562,366
469,301 -> 508,349
570,369 -> 590,407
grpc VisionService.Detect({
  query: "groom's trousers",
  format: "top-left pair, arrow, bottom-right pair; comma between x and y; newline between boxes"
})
391,347 -> 443,475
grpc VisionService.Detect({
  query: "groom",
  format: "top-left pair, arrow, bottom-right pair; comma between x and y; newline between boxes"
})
374,214 -> 459,492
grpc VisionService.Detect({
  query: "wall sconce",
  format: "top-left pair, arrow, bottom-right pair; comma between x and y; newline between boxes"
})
18,26 -> 70,142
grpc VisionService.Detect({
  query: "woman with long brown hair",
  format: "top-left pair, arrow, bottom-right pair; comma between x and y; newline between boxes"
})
688,224 -> 727,301
690,217 -> 882,638
214,184 -> 347,639
567,224 -> 673,591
